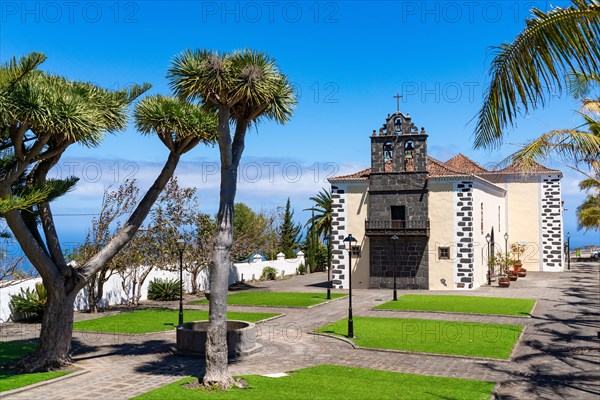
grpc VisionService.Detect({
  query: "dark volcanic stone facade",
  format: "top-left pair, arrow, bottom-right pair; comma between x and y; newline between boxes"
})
369,237 -> 429,289
367,112 -> 429,289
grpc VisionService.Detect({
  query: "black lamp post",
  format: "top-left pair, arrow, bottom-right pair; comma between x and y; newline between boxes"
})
566,232 -> 571,270
390,235 -> 399,301
343,234 -> 357,338
504,232 -> 509,257
485,233 -> 491,285
324,234 -> 332,300
177,238 -> 185,326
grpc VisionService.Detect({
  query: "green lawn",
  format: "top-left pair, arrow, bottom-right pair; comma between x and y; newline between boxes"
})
73,309 -> 279,334
374,295 -> 536,316
189,292 -> 346,307
0,341 -> 70,392
132,364 -> 494,400
317,317 -> 523,359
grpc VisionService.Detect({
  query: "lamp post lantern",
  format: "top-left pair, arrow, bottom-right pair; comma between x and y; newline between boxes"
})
343,234 -> 357,338
504,232 -> 509,257
177,238 -> 185,326
390,235 -> 399,301
324,234 -> 332,300
567,232 -> 571,270
485,233 -> 491,285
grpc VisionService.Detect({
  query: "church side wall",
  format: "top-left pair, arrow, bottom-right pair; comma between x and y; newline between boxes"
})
427,182 -> 456,290
472,182 -> 507,288
506,179 -> 543,271
347,184 -> 370,289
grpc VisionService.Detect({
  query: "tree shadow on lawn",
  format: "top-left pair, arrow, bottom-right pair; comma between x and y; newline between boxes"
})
228,282 -> 262,292
304,280 -> 330,288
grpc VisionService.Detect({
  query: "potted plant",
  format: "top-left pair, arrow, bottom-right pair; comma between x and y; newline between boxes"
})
510,242 -> 526,271
492,253 -> 512,288
498,276 -> 511,287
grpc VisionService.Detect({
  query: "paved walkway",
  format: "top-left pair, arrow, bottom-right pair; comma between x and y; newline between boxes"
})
1,263 -> 598,399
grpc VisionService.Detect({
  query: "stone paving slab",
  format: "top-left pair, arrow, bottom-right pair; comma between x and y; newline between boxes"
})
1,264 -> 599,399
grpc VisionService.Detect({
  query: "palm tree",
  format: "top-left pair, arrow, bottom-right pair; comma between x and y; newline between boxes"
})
168,49 -> 296,388
501,72 -> 600,183
0,53 -> 217,371
474,0 -> 600,149
577,178 -> 600,231
304,188 -> 332,238
577,194 -> 600,231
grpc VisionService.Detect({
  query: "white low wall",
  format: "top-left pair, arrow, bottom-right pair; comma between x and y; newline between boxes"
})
0,255 -> 304,323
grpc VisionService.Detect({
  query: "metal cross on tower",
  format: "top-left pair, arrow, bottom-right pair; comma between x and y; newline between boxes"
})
393,93 -> 403,113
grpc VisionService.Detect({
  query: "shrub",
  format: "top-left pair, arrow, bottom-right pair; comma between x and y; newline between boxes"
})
147,278 -> 181,301
297,263 -> 307,274
260,266 -> 277,281
9,282 -> 47,321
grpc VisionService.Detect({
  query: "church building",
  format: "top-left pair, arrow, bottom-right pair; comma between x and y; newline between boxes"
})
327,110 -> 565,290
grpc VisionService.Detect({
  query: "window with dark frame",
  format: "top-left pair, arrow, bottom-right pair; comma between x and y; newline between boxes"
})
351,245 -> 361,257
391,205 -> 406,221
438,246 -> 450,260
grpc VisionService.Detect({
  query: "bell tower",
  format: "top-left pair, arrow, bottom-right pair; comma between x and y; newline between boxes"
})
366,110 -> 430,289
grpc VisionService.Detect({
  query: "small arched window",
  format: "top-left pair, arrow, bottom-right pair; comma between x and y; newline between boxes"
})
404,140 -> 415,172
384,142 -> 393,162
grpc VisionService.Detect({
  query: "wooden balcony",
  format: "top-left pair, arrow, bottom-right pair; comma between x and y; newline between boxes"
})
365,219 -> 430,237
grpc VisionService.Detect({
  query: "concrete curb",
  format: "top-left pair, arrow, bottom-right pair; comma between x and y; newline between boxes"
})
0,368 -> 89,398
74,314 -> 285,337
308,331 -> 514,363
188,294 -> 348,310
371,308 -> 532,320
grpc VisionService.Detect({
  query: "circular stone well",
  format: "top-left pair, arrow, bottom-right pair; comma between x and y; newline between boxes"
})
176,320 -> 262,358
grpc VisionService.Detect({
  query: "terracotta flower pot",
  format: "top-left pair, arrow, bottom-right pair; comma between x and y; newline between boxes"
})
498,278 -> 511,288
518,268 -> 527,277
508,271 -> 518,281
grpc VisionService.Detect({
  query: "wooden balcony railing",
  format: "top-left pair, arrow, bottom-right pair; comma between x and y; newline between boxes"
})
365,219 -> 430,237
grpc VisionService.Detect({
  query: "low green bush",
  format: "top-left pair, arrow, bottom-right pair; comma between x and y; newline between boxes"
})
260,266 -> 277,281
147,278 -> 181,301
9,282 -> 47,321
297,263 -> 307,274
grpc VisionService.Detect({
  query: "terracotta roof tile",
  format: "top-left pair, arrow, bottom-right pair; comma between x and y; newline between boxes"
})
489,160 -> 561,174
329,156 -> 465,182
444,153 -> 488,173
328,154 -> 560,183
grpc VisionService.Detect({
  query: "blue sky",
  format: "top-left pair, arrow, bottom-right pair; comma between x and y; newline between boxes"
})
1,0 -> 598,250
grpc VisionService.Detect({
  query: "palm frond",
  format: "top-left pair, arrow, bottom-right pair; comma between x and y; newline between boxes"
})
167,49 -> 232,104
506,128 -> 600,175
576,193 -> 600,231
579,177 -> 600,191
474,0 -> 600,149
134,95 -> 218,146
303,188 -> 332,238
